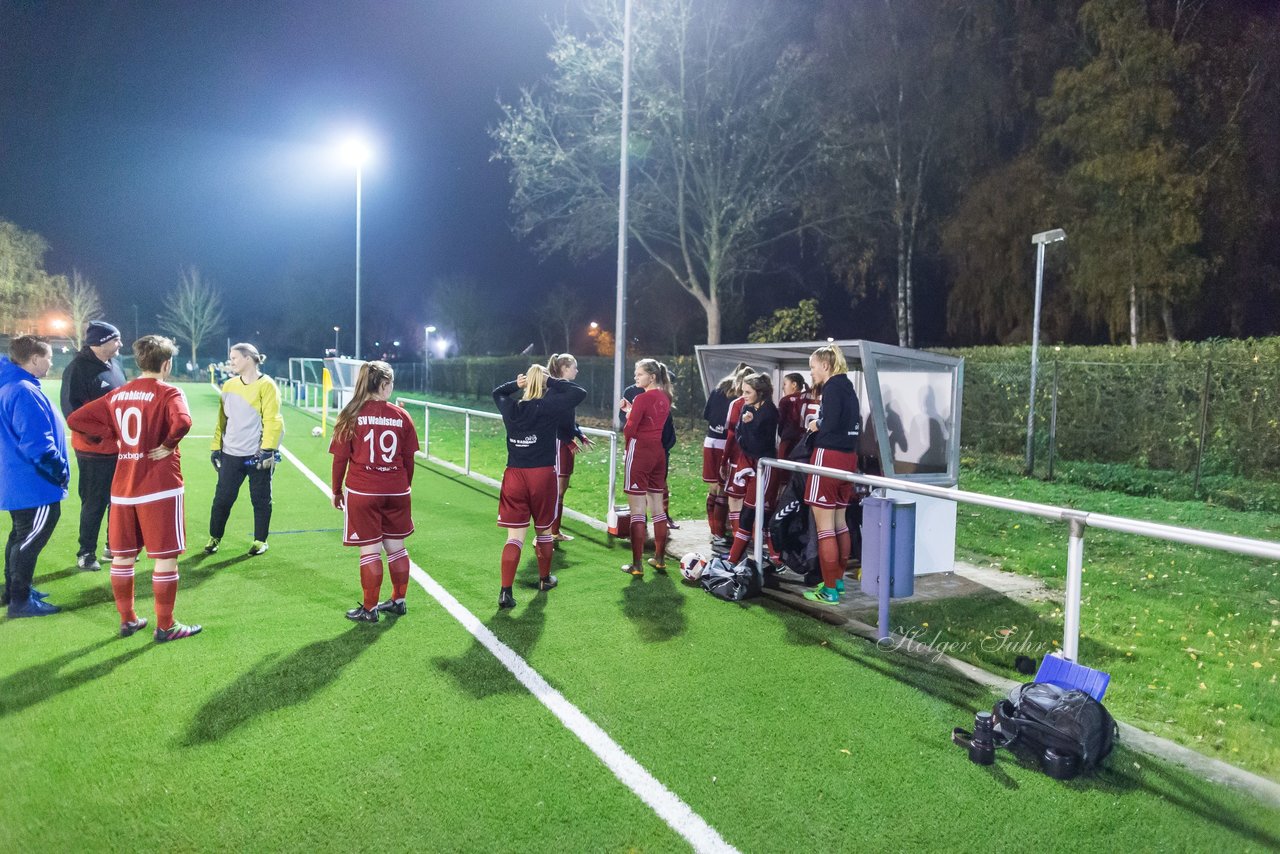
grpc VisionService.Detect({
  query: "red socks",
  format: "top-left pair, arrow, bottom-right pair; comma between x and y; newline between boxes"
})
835,526 -> 851,571
652,514 -> 669,565
359,553 -> 384,610
630,518 -> 646,566
534,532 -> 554,577
109,561 -> 137,623
152,568 -> 179,631
816,530 -> 841,589
501,538 -> 522,587
386,548 -> 409,601
706,494 -> 720,536
714,496 -> 728,535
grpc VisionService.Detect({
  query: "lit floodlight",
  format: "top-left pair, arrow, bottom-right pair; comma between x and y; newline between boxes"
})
339,136 -> 373,167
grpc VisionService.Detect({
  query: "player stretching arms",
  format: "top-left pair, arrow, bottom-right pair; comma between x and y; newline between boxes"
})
619,359 -> 674,575
493,365 -> 586,609
67,335 -> 200,641
329,362 -> 420,623
546,353 -> 592,544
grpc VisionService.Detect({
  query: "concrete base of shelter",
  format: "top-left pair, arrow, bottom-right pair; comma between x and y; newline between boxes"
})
646,514 -> 1280,808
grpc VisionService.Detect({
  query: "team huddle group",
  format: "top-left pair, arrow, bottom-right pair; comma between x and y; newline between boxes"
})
1,324 -> 862,635
480,344 -> 863,610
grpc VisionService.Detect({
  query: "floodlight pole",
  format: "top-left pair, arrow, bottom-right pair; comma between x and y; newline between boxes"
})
424,325 -> 435,392
612,0 -> 633,430
1026,228 -> 1066,475
354,163 -> 363,360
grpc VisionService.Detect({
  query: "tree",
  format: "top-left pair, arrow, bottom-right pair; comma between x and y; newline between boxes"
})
56,269 -> 104,349
748,298 -> 822,343
0,219 -> 59,334
492,0 -> 826,345
1039,0 -> 1205,346
159,266 -> 225,367
538,283 -> 586,354
810,0 -> 965,348
431,274 -> 493,356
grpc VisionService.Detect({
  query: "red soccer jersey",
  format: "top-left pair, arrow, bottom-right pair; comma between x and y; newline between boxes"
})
66,378 -> 192,502
721,396 -> 747,461
622,388 -> 671,444
330,400 -> 421,496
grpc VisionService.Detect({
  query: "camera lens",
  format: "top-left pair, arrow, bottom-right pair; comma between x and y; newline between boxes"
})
969,711 -> 995,765
1041,748 -> 1080,780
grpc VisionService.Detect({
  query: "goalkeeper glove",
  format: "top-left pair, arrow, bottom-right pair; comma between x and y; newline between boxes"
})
211,451 -> 222,470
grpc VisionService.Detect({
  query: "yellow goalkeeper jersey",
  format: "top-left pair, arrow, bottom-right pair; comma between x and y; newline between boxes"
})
212,375 -> 284,456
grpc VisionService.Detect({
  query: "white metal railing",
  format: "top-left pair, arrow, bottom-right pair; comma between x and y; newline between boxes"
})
753,457 -> 1280,663
395,397 -> 619,532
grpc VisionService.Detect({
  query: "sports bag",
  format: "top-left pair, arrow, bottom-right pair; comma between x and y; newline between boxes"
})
992,681 -> 1118,774
700,556 -> 762,602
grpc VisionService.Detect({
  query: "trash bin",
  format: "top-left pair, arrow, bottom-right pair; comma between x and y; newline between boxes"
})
859,495 -> 916,599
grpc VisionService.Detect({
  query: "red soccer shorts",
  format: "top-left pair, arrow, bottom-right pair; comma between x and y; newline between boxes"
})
344,489 -> 415,546
109,491 -> 186,559
556,438 -> 576,478
497,466 -> 558,530
701,440 -> 725,484
624,438 -> 667,495
804,447 -> 860,509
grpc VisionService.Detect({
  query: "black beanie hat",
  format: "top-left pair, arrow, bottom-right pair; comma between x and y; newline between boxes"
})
85,321 -> 121,347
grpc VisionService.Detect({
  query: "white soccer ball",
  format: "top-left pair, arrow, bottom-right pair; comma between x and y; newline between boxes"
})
311,425 -> 323,437
680,551 -> 708,582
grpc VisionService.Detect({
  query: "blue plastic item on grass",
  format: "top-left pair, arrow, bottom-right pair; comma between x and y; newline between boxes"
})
1034,654 -> 1110,702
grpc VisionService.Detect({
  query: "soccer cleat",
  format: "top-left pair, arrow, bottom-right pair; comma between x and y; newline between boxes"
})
30,587 -> 49,600
8,597 -> 61,618
248,540 -> 269,556
551,532 -> 574,542
154,622 -> 202,642
77,553 -> 102,571
537,575 -> 558,591
802,585 -> 840,606
375,598 -> 406,616
345,605 -> 378,623
202,537 -> 220,555
498,589 -> 517,609
120,617 -> 149,637
646,558 -> 668,574
620,563 -> 644,577
103,547 -> 114,559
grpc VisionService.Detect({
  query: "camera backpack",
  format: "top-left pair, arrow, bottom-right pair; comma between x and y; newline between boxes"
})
992,681 -> 1119,774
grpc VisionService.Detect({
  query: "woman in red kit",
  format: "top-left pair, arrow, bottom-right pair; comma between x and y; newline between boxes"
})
714,364 -> 754,555
66,335 -> 199,642
723,372 -> 779,565
493,364 -> 587,609
330,361 -> 421,623
546,353 -> 592,543
619,358 -> 674,575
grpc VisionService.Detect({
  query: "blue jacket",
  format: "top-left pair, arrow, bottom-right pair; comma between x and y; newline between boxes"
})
0,356 -> 69,511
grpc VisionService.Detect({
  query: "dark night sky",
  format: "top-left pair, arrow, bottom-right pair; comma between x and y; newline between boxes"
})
0,0 -> 608,350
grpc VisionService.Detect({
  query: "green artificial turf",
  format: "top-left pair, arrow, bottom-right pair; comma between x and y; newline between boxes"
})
398,392 -> 1280,779
1,383 -> 1277,851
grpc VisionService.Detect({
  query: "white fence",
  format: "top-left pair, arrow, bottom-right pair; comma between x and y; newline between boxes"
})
754,457 -> 1280,664
395,398 -> 620,532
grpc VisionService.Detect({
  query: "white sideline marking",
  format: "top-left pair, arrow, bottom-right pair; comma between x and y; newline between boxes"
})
277,444 -> 739,854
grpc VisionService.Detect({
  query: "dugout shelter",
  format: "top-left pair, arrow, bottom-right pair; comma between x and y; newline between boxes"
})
694,340 -> 964,575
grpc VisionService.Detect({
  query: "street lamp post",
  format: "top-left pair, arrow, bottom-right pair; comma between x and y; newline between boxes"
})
333,326 -> 340,356
1026,228 -> 1067,475
424,325 -> 436,392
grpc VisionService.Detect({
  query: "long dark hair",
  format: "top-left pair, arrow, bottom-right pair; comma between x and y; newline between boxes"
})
334,361 -> 394,441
